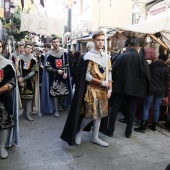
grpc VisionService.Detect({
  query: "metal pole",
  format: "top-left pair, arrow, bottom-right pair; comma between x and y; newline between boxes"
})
104,27 -> 108,81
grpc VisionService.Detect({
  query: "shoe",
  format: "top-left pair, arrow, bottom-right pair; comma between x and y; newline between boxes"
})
119,118 -> 127,124
26,113 -> 34,122
59,108 -> 63,112
148,122 -> 157,131
54,112 -> 60,118
134,121 -> 148,133
125,131 -> 132,138
75,132 -> 81,145
91,138 -> 109,147
0,148 -> 8,159
101,129 -> 113,137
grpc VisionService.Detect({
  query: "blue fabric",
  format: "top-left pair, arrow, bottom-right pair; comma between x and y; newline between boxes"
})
98,65 -> 105,74
40,55 -> 54,115
47,54 -> 69,96
41,53 -> 73,114
6,81 -> 19,147
142,96 -> 163,122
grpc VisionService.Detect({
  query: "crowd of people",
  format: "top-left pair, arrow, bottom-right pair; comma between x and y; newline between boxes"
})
0,32 -> 169,161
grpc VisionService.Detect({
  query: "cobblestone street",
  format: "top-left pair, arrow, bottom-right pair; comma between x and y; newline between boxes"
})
0,111 -> 170,170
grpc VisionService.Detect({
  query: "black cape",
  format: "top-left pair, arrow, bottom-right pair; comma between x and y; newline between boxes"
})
60,57 -> 108,146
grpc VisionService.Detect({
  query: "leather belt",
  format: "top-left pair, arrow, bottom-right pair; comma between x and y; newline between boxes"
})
89,83 -> 107,91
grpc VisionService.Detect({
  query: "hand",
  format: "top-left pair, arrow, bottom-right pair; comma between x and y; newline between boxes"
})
107,89 -> 112,98
58,70 -> 64,75
101,81 -> 110,87
63,73 -> 67,79
18,77 -> 24,83
19,82 -> 25,88
163,97 -> 169,105
163,97 -> 168,100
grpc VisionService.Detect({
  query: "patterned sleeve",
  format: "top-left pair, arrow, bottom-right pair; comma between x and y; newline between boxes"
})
45,55 -> 57,72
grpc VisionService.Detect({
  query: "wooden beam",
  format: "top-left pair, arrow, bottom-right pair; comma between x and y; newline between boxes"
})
149,34 -> 169,50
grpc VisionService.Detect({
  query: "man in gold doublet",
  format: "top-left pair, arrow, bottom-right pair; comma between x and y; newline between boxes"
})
61,32 -> 112,146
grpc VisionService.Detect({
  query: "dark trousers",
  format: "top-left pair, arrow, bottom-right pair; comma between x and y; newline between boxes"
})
108,93 -> 137,133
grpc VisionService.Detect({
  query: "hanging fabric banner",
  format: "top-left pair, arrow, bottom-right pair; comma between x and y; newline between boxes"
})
4,0 -> 10,19
40,0 -> 44,7
20,12 -> 64,37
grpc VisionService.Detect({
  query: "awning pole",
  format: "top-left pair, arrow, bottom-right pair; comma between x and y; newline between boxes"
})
104,27 -> 108,81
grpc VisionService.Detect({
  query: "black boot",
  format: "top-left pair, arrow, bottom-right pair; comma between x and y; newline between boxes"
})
125,131 -> 132,138
149,122 -> 157,131
134,121 -> 148,132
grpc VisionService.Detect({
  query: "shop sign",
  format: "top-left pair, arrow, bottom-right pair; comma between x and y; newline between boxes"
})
148,1 -> 167,17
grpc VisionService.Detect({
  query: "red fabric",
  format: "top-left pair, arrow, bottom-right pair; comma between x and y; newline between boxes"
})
55,59 -> 62,68
145,47 -> 156,60
0,70 -> 4,82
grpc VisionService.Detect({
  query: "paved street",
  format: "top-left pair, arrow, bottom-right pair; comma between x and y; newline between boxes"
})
0,111 -> 170,170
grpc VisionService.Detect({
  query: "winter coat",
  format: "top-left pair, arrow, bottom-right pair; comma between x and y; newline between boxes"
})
112,48 -> 151,97
149,59 -> 169,97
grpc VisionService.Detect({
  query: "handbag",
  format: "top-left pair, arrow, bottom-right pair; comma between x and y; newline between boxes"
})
145,43 -> 157,60
159,98 -> 169,121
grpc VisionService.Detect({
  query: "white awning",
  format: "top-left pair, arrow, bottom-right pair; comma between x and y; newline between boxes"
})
20,12 -> 64,37
116,12 -> 170,49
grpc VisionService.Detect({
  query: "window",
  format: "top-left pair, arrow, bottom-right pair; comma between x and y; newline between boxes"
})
81,0 -> 89,12
0,0 -> 3,8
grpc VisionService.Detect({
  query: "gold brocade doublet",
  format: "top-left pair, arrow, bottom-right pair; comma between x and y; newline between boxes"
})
81,60 -> 112,119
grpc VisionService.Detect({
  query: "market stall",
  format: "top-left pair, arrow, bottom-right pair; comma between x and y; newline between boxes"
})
108,14 -> 170,125
114,13 -> 170,53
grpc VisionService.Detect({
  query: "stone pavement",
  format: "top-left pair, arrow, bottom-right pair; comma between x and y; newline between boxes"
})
0,111 -> 170,170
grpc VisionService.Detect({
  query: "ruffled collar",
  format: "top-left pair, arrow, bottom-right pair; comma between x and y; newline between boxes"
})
0,55 -> 13,69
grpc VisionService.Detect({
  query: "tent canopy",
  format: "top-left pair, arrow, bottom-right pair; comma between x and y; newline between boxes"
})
116,13 -> 170,49
20,12 -> 64,37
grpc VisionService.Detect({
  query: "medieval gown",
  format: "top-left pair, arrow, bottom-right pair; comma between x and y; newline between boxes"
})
18,55 -> 40,115
60,49 -> 112,145
0,56 -> 18,147
41,49 -> 73,115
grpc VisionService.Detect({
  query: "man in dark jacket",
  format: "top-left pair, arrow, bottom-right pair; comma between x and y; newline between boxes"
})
134,53 -> 169,132
102,38 -> 151,138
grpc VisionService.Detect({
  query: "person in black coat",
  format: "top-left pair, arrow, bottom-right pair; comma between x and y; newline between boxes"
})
60,33 -> 111,146
70,51 -> 81,87
73,42 -> 94,86
102,38 -> 151,138
134,53 -> 169,132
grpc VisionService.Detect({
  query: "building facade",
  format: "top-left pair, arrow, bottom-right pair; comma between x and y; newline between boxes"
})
64,0 -> 132,52
132,0 -> 170,24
